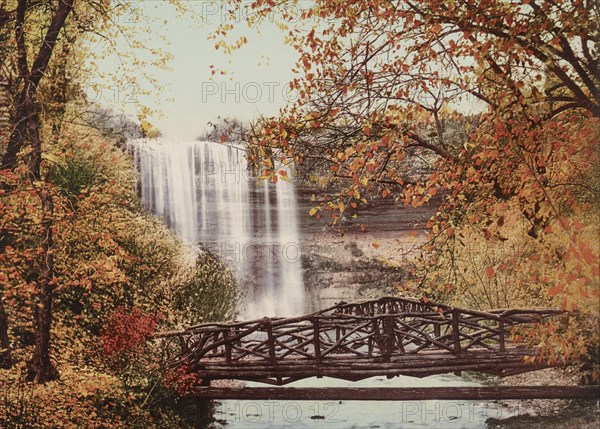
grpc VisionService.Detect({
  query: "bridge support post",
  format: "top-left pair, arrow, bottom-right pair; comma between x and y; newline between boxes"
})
224,329 -> 232,363
499,320 -> 506,352
180,335 -> 188,355
313,317 -> 321,364
383,316 -> 395,361
452,309 -> 461,356
266,319 -> 276,366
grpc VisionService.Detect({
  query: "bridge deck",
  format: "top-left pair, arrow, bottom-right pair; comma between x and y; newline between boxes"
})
158,297 -> 564,386
196,349 -> 543,384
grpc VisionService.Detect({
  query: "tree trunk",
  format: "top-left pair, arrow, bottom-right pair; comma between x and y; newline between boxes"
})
1,88 -> 28,170
24,79 -> 58,382
1,0 -> 74,383
0,296 -> 12,369
1,0 -> 75,170
26,186 -> 58,383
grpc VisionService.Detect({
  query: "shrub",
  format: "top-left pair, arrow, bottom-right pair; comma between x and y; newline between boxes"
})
174,251 -> 238,325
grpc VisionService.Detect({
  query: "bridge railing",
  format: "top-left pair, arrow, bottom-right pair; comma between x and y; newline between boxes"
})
166,297 -> 563,374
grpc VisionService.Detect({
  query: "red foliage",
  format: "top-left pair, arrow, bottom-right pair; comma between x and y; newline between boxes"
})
100,306 -> 159,357
164,365 -> 203,395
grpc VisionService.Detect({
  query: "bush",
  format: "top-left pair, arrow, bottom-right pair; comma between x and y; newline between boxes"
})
174,251 -> 238,325
47,159 -> 100,203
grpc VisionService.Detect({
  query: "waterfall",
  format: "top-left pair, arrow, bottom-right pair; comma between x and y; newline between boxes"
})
132,139 -> 305,317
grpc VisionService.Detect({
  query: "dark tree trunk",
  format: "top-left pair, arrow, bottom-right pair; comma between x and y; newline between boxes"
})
23,62 -> 59,383
1,0 -> 75,170
0,296 -> 12,369
26,187 -> 58,383
24,0 -> 75,384
0,0 -> 75,383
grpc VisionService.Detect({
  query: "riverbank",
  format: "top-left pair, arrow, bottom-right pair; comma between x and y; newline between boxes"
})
487,368 -> 599,428
299,220 -> 599,428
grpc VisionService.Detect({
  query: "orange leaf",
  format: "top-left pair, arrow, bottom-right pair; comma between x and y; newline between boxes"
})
579,242 -> 597,266
548,283 -> 563,297
485,266 -> 495,280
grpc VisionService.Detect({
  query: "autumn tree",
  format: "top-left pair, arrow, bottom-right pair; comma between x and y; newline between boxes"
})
215,0 -> 599,363
0,0 -> 188,383
0,0 -> 77,383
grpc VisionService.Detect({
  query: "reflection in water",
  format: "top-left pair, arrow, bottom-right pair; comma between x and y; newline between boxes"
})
132,139 -> 305,317
214,375 -> 514,429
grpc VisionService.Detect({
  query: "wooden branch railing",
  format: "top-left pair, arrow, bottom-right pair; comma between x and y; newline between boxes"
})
156,297 -> 565,385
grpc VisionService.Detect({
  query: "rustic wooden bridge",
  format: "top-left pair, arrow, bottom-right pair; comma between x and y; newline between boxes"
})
157,297 -> 600,400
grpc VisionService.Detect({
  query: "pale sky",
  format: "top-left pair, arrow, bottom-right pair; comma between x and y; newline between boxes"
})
95,1 -> 299,140
94,1 -> 485,139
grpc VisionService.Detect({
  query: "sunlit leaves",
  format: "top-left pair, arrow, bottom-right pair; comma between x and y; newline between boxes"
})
222,0 -> 596,370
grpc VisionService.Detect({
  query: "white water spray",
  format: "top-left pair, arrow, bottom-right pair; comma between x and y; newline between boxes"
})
132,139 -> 305,317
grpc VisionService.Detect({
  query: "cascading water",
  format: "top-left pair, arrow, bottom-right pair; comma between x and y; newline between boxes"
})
132,139 -> 513,429
132,139 -> 305,317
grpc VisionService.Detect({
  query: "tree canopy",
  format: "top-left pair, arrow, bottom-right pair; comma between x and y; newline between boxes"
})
215,0 -> 599,365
